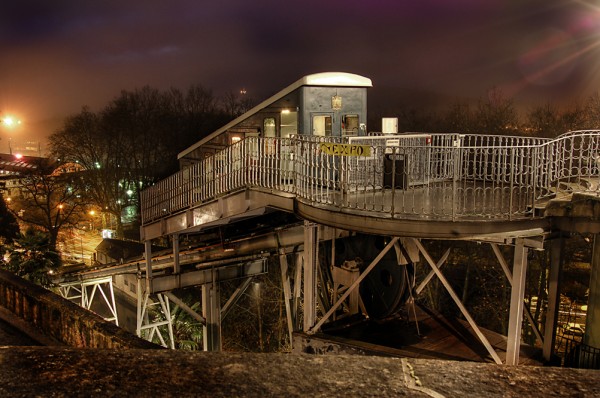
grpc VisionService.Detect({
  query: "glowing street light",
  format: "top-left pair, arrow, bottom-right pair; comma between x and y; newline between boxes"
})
2,117 -> 20,127
1,115 -> 22,154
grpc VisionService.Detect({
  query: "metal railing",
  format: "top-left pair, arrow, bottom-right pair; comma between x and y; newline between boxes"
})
563,338 -> 600,369
141,130 -> 600,225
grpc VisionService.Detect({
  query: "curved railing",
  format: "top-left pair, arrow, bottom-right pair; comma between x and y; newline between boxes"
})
141,130 -> 600,225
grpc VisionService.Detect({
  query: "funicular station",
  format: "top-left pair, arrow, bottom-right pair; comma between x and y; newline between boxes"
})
56,72 -> 600,367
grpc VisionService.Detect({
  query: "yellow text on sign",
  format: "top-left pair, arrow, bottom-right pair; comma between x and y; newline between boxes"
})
319,143 -> 371,157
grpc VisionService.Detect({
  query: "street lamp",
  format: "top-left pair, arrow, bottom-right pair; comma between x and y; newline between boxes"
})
89,210 -> 96,231
1,115 -> 22,154
1,117 -> 20,127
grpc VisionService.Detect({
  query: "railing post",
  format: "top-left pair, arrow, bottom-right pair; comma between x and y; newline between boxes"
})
451,135 -> 462,221
509,147 -> 515,221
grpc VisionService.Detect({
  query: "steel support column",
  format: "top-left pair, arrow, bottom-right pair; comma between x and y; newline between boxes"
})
202,269 -> 222,351
136,291 -> 175,349
491,243 -> 543,347
303,221 -> 318,332
145,240 -> 153,294
585,234 -> 600,348
506,239 -> 528,365
278,247 -> 295,344
173,234 -> 180,274
543,236 -> 563,362
293,251 -> 303,330
58,277 -> 119,325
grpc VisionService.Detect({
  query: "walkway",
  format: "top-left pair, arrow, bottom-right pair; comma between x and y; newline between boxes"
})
141,131 -> 600,239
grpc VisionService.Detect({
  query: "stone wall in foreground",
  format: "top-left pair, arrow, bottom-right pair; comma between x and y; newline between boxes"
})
0,269 -> 159,349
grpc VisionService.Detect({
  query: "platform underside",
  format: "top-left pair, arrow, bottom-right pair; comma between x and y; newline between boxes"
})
295,306 -> 542,365
142,187 -> 553,241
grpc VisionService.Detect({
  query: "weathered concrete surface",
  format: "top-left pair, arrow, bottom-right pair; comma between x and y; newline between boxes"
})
0,270 -> 158,349
0,347 -> 598,397
0,316 -> 41,346
545,192 -> 600,233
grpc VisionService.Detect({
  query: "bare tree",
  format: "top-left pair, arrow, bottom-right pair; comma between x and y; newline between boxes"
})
50,85 -> 232,239
8,158 -> 87,252
50,108 -> 128,237
474,87 -> 519,135
526,102 -> 562,137
440,100 -> 474,133
584,92 -> 600,128
0,194 -> 19,243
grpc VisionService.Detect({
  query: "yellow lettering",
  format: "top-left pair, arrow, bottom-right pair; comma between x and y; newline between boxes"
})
319,143 -> 371,157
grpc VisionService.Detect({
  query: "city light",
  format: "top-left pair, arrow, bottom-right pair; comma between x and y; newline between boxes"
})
1,116 -> 21,127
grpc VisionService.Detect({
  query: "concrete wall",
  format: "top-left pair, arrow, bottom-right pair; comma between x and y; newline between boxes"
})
0,270 -> 160,349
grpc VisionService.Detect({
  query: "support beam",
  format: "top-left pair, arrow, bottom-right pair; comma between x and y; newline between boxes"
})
157,294 -> 175,349
412,238 -> 503,364
278,248 -> 295,344
491,243 -> 543,347
303,221 -> 318,332
506,239 -> 528,365
136,291 -> 175,348
164,291 -> 205,325
585,234 -> 600,348
310,237 -> 399,334
544,236 -> 563,362
202,270 -> 222,351
136,277 -> 144,338
293,251 -> 303,330
58,277 -> 119,325
221,277 -> 253,321
415,248 -> 450,295
145,240 -> 153,294
149,258 -> 267,292
173,234 -> 180,274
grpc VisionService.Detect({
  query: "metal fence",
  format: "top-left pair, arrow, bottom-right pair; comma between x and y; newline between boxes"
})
141,130 -> 600,225
563,338 -> 600,369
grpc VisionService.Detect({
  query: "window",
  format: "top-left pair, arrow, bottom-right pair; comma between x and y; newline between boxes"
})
280,111 -> 297,138
263,118 -> 276,138
313,115 -> 332,136
342,115 -> 359,136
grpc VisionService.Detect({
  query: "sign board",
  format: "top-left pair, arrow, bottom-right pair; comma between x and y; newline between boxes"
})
382,118 -> 398,135
319,143 -> 371,157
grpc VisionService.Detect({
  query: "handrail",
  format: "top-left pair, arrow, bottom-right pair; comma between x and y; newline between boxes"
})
140,131 -> 600,225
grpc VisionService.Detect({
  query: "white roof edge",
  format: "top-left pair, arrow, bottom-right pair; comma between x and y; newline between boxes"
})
302,72 -> 372,87
178,72 -> 372,160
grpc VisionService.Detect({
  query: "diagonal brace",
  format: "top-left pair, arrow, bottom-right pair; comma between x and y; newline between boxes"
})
309,237 -> 399,334
412,238 -> 503,364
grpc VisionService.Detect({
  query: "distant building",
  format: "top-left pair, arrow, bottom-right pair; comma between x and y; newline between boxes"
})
0,153 -> 48,197
11,140 -> 42,157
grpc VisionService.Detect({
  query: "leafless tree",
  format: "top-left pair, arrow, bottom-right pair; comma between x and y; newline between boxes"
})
8,158 -> 88,252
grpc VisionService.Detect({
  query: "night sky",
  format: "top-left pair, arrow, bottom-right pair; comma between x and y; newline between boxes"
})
1,0 -> 599,151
